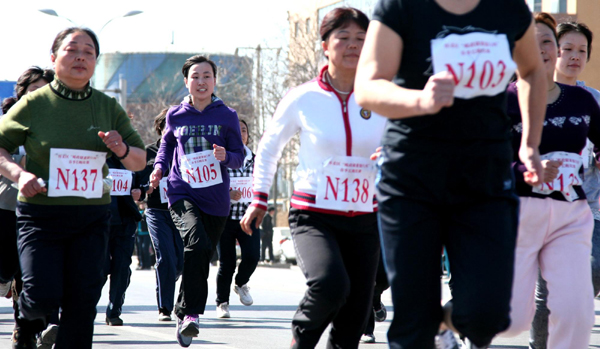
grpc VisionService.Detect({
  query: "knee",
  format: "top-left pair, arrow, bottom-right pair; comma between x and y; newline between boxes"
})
307,273 -> 350,308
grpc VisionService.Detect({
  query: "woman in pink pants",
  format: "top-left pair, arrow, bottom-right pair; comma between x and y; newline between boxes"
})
501,12 -> 600,349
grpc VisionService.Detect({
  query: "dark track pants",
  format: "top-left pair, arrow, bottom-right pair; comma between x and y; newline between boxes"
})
216,218 -> 260,305
104,219 -> 137,318
379,196 -> 518,348
16,203 -> 110,349
170,199 -> 227,319
289,209 -> 380,349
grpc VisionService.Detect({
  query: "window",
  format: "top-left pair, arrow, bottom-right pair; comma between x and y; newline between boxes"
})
295,22 -> 299,38
534,0 -> 542,12
306,18 -> 311,35
559,0 -> 567,12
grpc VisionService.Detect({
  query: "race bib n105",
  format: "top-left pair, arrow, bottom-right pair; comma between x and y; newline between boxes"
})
431,32 -> 516,99
48,148 -> 106,199
315,156 -> 376,212
180,150 -> 223,189
532,151 -> 583,202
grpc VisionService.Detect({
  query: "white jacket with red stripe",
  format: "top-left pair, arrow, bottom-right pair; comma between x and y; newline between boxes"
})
250,66 -> 387,216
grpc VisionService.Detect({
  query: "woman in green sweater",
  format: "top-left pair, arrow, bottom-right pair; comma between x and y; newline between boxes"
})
0,27 -> 145,348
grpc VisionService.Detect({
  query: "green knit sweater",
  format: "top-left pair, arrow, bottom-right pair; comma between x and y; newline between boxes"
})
0,80 -> 145,206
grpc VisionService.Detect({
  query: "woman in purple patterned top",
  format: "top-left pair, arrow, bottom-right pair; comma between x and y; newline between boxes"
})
501,13 -> 600,349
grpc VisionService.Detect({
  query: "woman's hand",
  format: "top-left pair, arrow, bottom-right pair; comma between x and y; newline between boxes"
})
540,159 -> 562,183
18,171 -> 46,197
230,190 -> 242,201
150,168 -> 163,189
131,188 -> 141,202
417,71 -> 456,115
98,131 -> 127,158
240,206 -> 266,235
519,145 -> 544,186
370,146 -> 382,161
213,144 -> 226,161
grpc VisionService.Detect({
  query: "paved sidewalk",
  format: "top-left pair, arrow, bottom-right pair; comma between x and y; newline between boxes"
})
0,265 -> 599,348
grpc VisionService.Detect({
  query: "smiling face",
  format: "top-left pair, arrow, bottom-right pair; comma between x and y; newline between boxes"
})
535,23 -> 558,78
322,21 -> 366,71
184,62 -> 216,104
556,31 -> 589,80
51,31 -> 96,90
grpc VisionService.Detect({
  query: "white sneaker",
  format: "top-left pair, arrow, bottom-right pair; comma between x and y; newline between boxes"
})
435,329 -> 459,349
216,302 -> 230,318
234,284 -> 253,306
0,281 -> 11,298
360,333 -> 376,343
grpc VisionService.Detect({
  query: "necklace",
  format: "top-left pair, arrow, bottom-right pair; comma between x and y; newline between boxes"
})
548,83 -> 558,92
325,71 -> 351,95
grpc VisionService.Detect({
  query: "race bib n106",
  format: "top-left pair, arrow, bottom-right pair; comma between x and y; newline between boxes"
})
180,150 -> 223,189
431,32 -> 516,99
230,176 -> 253,204
315,156 -> 376,212
48,148 -> 106,199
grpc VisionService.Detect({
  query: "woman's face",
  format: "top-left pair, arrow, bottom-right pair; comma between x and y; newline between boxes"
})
556,31 -> 589,80
239,121 -> 248,145
25,79 -> 49,95
51,31 -> 96,89
322,21 -> 366,71
535,23 -> 559,77
184,62 -> 216,102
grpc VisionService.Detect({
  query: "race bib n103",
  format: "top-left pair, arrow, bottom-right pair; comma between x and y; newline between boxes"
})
159,177 -> 168,204
431,32 -> 516,99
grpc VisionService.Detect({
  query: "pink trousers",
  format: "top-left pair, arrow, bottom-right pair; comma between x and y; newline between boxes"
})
501,197 -> 594,349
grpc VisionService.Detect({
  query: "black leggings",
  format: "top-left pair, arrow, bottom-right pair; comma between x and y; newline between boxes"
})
379,195 -> 518,348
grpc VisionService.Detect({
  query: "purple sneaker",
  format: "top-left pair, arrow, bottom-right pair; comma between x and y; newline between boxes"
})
176,315 -> 198,347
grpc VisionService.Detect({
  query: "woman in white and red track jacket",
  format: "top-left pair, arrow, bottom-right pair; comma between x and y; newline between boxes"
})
241,7 -> 387,349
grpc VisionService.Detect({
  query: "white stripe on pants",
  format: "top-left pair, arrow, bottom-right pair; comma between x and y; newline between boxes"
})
501,197 -> 594,349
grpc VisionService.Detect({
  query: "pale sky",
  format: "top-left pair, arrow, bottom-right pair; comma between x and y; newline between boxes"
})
0,0 -> 291,81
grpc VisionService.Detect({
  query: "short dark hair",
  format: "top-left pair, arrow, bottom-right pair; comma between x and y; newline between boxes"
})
267,207 -> 275,213
1,97 -> 17,115
154,107 -> 170,136
319,7 -> 369,42
51,27 -> 100,58
535,12 -> 558,44
15,67 -> 55,100
181,55 -> 217,79
557,21 -> 593,61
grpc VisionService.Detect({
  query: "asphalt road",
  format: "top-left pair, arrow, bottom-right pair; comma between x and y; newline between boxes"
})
1,262 -> 599,348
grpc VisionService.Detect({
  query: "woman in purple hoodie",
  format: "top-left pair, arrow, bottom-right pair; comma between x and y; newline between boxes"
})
149,55 -> 244,348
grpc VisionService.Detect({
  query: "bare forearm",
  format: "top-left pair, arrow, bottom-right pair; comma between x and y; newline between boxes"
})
120,147 -> 146,172
0,148 -> 24,182
356,80 -> 425,119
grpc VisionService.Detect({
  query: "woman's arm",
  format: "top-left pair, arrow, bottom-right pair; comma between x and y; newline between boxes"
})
513,20 -> 547,186
0,148 -> 45,197
355,20 -> 455,119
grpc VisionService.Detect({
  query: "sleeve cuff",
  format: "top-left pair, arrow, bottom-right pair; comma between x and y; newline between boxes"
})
250,191 -> 268,210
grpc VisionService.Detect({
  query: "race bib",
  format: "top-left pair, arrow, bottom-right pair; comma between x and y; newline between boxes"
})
179,150 -> 223,189
48,148 -> 106,199
431,32 -> 516,99
315,156 -> 376,212
159,177 -> 168,204
532,152 -> 583,202
230,176 -> 253,204
108,169 -> 132,196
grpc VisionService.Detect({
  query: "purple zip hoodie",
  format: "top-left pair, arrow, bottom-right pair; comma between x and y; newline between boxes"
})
154,97 -> 244,216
